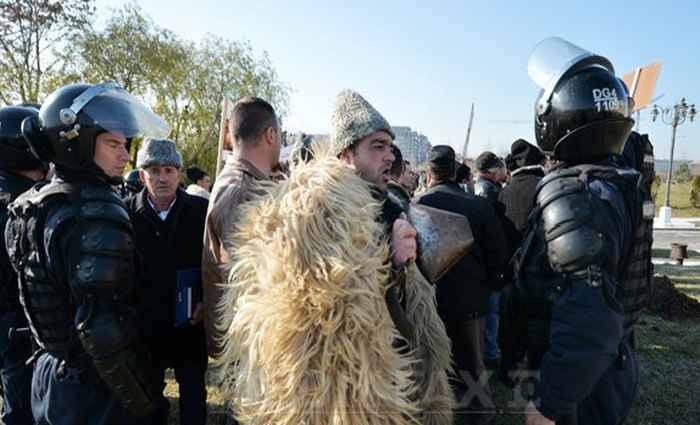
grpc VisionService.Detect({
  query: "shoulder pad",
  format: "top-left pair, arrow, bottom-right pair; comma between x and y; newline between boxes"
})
78,188 -> 130,228
536,168 -> 584,210
536,170 -> 605,274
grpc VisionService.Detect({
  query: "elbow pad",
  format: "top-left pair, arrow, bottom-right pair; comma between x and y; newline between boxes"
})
77,306 -> 162,418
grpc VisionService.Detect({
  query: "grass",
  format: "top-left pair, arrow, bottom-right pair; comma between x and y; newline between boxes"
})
164,265 -> 700,424
654,180 -> 700,219
652,248 -> 700,260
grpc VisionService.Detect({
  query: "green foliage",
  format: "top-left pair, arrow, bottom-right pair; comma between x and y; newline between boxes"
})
67,4 -> 291,176
691,174 -> 700,208
2,2 -> 291,179
674,162 -> 693,184
0,0 -> 95,103
654,179 -> 700,218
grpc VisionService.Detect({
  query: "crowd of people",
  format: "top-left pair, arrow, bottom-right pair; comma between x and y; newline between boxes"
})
0,36 -> 653,425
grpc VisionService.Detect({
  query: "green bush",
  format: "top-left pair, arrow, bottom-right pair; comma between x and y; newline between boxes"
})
675,163 -> 693,184
652,175 -> 661,201
691,175 -> 700,208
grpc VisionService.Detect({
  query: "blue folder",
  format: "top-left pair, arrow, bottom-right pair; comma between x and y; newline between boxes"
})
175,267 -> 203,326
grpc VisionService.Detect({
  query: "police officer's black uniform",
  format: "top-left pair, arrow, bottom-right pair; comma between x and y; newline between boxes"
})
5,83 -> 171,425
516,37 -> 651,425
0,105 -> 46,425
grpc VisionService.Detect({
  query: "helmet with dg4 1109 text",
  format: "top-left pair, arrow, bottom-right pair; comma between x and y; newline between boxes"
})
528,37 -> 634,163
21,82 -> 171,171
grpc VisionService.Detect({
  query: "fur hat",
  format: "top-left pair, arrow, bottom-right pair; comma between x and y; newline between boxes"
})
510,138 -> 545,170
427,145 -> 456,174
186,166 -> 206,183
330,89 -> 395,156
136,138 -> 182,169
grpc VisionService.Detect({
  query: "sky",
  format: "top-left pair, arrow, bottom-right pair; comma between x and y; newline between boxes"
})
94,0 -> 700,161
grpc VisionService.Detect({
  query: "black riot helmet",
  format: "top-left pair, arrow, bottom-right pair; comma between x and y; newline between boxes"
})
528,37 -> 634,163
21,82 -> 171,172
124,169 -> 144,194
0,105 -> 46,170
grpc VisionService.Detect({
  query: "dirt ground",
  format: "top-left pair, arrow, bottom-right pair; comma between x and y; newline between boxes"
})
646,275 -> 700,319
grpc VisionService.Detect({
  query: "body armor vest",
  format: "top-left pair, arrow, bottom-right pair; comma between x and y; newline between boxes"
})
521,165 -> 652,336
0,173 -> 36,313
6,181 -> 135,357
578,165 -> 652,335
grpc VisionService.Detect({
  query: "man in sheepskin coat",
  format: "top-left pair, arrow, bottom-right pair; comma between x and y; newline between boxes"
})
216,89 -> 454,425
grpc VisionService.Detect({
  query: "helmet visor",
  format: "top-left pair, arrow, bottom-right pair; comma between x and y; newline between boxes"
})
528,36 -> 614,92
80,85 -> 171,139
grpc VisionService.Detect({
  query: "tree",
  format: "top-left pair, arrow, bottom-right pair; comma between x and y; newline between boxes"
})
674,162 -> 692,184
180,35 -> 291,172
691,175 -> 700,209
0,0 -> 94,104
69,4 -> 291,174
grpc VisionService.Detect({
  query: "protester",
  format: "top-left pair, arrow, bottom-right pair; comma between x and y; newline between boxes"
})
216,89 -> 453,425
455,162 -> 473,194
186,166 -> 212,200
519,36 -> 649,425
126,138 -> 209,425
387,144 -> 411,211
473,150 -> 508,369
202,96 -> 280,358
415,145 -> 508,425
473,151 -> 507,203
399,160 -> 416,194
0,105 -> 48,425
330,89 -> 453,422
6,82 -> 166,424
498,139 -> 546,239
496,138 -> 547,385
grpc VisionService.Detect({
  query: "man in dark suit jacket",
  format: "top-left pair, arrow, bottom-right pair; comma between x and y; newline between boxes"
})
415,145 -> 507,424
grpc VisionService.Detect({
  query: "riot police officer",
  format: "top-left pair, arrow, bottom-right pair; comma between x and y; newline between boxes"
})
0,105 -> 48,425
121,169 -> 144,198
5,83 -> 170,424
518,37 -> 650,425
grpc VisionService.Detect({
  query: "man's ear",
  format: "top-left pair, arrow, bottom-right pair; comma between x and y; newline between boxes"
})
139,168 -> 146,181
265,126 -> 277,146
338,149 -> 353,165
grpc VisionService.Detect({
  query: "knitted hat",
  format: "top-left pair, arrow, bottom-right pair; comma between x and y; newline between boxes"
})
136,138 -> 183,169
510,138 -> 545,170
474,151 -> 505,171
330,89 -> 395,156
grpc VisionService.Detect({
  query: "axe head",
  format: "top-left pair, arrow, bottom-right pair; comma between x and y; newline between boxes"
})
407,203 -> 474,284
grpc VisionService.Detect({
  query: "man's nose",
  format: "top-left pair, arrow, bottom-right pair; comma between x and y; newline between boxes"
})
386,150 -> 395,163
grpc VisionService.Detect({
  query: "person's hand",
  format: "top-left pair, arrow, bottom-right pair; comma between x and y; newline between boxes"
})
391,218 -> 417,267
524,400 -> 555,425
189,302 -> 204,325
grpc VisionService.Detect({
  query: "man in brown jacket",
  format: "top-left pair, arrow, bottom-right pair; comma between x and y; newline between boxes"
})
202,97 -> 281,357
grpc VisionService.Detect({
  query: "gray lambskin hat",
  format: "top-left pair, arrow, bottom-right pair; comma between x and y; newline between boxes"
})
136,138 -> 183,169
330,89 -> 395,156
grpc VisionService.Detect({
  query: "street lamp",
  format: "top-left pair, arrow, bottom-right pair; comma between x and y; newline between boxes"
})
651,98 -> 696,228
